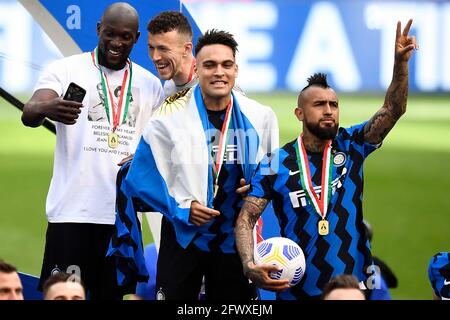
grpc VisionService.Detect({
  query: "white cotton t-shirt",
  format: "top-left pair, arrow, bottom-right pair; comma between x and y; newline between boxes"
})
34,52 -> 164,224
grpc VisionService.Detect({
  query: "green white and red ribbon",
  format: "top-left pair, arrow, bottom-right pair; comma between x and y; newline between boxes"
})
294,135 -> 333,220
212,99 -> 233,190
91,47 -> 132,131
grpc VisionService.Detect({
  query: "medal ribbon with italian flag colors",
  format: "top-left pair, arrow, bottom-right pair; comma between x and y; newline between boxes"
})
212,99 -> 233,195
294,135 -> 333,221
91,47 -> 133,132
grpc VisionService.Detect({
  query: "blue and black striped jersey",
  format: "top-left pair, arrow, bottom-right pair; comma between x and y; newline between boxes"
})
192,109 -> 244,253
249,122 -> 379,299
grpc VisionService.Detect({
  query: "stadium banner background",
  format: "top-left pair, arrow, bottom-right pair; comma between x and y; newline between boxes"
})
0,0 -> 449,94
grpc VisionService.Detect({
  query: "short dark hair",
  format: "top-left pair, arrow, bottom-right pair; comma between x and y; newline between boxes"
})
321,274 -> 362,299
301,73 -> 330,92
0,259 -> 18,273
147,11 -> 192,39
195,29 -> 238,57
42,272 -> 85,298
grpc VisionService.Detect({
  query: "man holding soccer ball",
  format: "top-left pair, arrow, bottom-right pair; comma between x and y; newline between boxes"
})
235,19 -> 418,299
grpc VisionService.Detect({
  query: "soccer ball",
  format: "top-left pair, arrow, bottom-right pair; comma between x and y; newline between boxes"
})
254,237 -> 306,286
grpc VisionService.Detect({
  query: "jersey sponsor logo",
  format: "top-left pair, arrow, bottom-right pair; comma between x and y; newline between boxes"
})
288,167 -> 347,208
212,144 -> 239,162
289,170 -> 300,176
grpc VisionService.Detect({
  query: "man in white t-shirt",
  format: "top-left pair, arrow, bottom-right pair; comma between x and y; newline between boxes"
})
21,2 -> 164,300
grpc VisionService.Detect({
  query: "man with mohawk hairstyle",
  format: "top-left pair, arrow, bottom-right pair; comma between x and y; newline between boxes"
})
235,19 -> 418,299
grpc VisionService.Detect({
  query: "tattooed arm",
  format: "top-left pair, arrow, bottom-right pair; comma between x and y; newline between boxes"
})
235,196 -> 267,274
235,196 -> 290,291
364,19 -> 418,144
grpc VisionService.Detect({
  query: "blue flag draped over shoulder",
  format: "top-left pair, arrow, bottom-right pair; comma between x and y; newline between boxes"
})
107,85 -> 279,288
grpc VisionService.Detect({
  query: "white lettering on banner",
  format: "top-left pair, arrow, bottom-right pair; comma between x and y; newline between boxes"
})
365,2 -> 439,91
66,5 -> 81,30
2,1 -> 450,93
188,2 -> 277,91
286,1 -> 361,92
0,2 -> 31,92
187,0 -> 450,92
365,265 -> 382,290
443,4 -> 450,90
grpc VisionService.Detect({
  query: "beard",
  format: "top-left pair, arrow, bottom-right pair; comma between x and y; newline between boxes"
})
304,119 -> 338,140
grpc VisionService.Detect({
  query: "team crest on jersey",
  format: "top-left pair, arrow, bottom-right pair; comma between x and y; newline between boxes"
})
156,88 -> 192,116
50,265 -> 61,275
333,152 -> 346,167
156,287 -> 166,300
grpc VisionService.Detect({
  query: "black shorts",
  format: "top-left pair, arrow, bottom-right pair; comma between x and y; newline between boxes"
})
39,222 -> 119,300
156,217 -> 258,301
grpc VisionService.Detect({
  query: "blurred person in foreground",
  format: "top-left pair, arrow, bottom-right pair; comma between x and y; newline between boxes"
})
428,252 -> 450,300
43,272 -> 86,300
321,274 -> 365,300
0,259 -> 23,300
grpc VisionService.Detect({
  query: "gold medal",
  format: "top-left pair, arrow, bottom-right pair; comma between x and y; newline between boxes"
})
214,184 -> 219,198
108,132 -> 119,149
92,48 -> 132,151
318,220 -> 329,236
295,136 -> 333,237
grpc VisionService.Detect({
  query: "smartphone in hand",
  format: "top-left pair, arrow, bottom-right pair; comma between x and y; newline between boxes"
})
63,82 -> 86,103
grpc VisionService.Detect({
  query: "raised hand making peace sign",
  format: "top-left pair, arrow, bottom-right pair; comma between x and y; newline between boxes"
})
395,19 -> 418,62
363,18 -> 418,145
